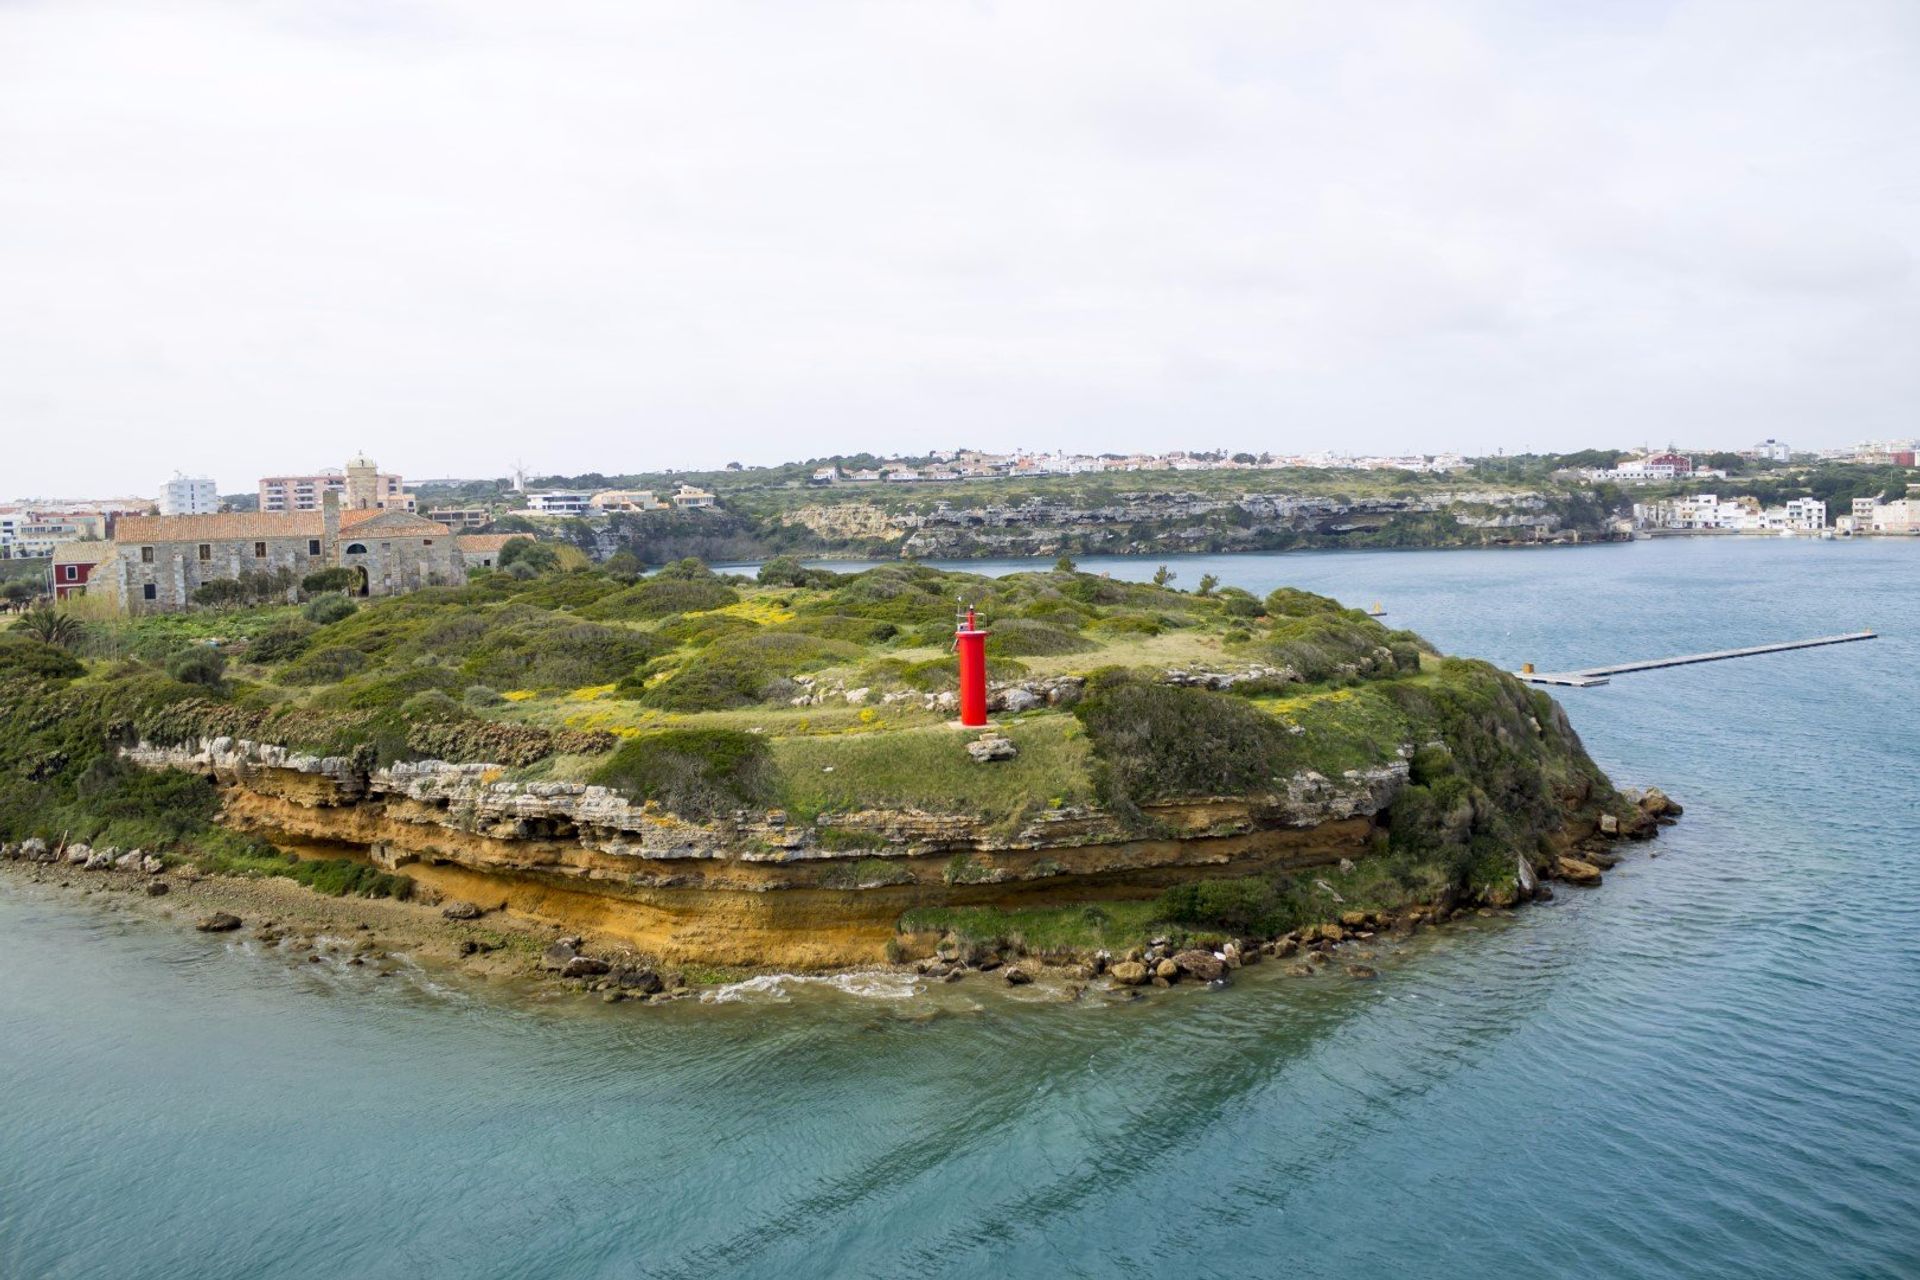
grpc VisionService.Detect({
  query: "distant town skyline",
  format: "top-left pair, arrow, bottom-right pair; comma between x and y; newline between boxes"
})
5,1 -> 1918,497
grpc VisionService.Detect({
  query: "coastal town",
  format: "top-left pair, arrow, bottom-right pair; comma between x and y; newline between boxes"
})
2,437 -> 1916,613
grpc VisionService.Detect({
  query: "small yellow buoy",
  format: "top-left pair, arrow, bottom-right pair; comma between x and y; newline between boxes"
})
1522,662 -> 1535,674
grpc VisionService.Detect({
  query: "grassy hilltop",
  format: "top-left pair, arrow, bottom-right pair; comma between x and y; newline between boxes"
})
0,552 -> 1626,949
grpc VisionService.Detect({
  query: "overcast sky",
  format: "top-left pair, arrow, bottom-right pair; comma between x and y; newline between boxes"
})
3,1 -> 1917,497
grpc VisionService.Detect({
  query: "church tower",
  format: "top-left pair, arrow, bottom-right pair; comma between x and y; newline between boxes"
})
345,453 -> 380,510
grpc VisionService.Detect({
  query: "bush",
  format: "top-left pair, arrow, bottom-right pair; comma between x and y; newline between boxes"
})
0,633 -> 85,681
988,619 -> 1096,657
279,645 -> 373,684
1215,587 -> 1262,618
1073,671 -> 1297,808
589,728 -> 777,820
304,594 -> 359,625
463,684 -> 503,708
1263,587 -> 1345,619
498,538 -> 560,573
301,567 -> 359,595
166,646 -> 228,689
581,577 -> 740,621
1155,876 -> 1295,935
247,621 -> 314,664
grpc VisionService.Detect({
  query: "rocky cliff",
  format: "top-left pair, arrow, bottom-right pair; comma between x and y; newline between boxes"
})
775,488 -> 1615,558
125,734 -> 1411,966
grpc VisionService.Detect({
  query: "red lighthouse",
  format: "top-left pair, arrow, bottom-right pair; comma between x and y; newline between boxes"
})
954,605 -> 990,727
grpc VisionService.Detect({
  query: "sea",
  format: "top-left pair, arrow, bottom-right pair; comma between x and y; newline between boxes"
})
3,535 -> 1916,1279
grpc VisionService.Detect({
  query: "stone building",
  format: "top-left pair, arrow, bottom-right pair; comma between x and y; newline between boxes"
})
99,493 -> 471,614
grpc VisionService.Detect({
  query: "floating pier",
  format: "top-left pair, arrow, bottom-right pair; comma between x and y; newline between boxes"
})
1516,630 -> 1877,688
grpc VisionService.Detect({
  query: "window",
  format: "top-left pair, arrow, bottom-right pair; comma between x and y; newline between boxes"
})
140,546 -> 153,563
62,565 -> 77,581
344,543 -> 367,555
308,539 -> 321,556
142,584 -> 156,600
198,544 -> 211,561
422,539 -> 433,546
254,542 -> 267,558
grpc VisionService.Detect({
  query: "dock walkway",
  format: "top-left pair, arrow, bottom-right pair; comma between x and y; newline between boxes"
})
1516,630 -> 1877,687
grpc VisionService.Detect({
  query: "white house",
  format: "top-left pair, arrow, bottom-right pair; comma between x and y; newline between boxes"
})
523,491 -> 592,516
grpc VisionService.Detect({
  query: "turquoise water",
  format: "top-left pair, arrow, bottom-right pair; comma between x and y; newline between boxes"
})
4,537 -> 1918,1279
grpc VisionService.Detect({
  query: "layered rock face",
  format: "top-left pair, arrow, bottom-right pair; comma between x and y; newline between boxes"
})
124,735 -> 1409,966
779,489 -> 1602,558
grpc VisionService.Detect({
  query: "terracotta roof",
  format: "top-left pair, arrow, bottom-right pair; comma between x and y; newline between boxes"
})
455,534 -> 518,553
339,508 -> 448,534
114,512 -> 324,543
113,508 -> 451,544
52,541 -> 114,565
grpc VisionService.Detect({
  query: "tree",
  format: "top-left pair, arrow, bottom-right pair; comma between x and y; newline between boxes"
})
757,555 -> 810,587
1231,453 -> 1258,465
1054,554 -> 1077,573
1197,573 -> 1218,597
602,550 -> 642,583
19,606 -> 85,648
3,580 -> 38,609
1152,565 -> 1175,587
498,537 -> 560,574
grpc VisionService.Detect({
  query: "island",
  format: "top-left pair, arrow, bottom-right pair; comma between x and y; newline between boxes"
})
0,552 -> 1676,994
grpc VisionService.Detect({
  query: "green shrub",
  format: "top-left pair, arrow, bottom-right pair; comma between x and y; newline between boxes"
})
1087,612 -> 1161,637
1155,876 -> 1293,935
1263,587 -> 1346,618
580,577 -> 739,620
657,612 -> 760,647
989,619 -> 1096,656
0,634 -> 85,682
589,728 -> 776,819
246,621 -> 314,664
1073,671 -> 1296,807
166,646 -> 228,689
301,567 -> 358,595
463,684 -> 502,708
498,538 -> 559,573
1215,587 -> 1262,618
304,594 -> 359,625
279,645 -> 372,684
779,614 -> 900,645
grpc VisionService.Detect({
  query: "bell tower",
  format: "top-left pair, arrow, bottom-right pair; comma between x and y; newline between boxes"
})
345,453 -> 379,510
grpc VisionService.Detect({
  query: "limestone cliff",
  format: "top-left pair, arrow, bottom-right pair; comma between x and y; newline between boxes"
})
125,735 -> 1410,966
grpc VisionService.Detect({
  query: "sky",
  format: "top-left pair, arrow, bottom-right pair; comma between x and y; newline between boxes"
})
2,0 -> 1917,498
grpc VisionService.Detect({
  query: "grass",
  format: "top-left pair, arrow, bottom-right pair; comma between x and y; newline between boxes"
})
898,900 -> 1166,954
772,715 -> 1096,823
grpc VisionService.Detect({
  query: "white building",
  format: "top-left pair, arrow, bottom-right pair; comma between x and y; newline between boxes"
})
1750,438 -> 1792,462
1783,498 -> 1827,531
523,491 -> 593,516
159,474 -> 219,516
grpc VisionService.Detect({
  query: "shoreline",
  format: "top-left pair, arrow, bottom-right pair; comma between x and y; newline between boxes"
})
0,788 -> 1678,1007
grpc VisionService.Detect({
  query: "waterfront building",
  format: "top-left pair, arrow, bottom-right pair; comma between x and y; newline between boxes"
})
158,474 -> 219,516
1783,498 -> 1827,531
670,485 -> 717,509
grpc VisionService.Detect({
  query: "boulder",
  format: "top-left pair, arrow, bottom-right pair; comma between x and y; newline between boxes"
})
1172,950 -> 1225,982
1285,963 -> 1315,977
66,845 -> 93,865
83,851 -> 114,871
1153,958 -> 1180,982
1003,966 -> 1033,986
999,687 -> 1041,713
21,838 -> 50,862
1516,855 -> 1538,899
1639,787 -> 1681,817
561,956 -> 612,979
1554,857 -> 1603,886
1110,961 -> 1149,986
539,942 -> 579,972
1598,812 -> 1620,836
965,734 -> 1018,763
1346,965 -> 1378,980
195,912 -> 243,932
611,967 -> 664,994
1339,911 -> 1369,929
440,901 -> 483,921
114,851 -> 144,872
1274,936 -> 1300,959
140,855 -> 164,875
145,881 -> 170,896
